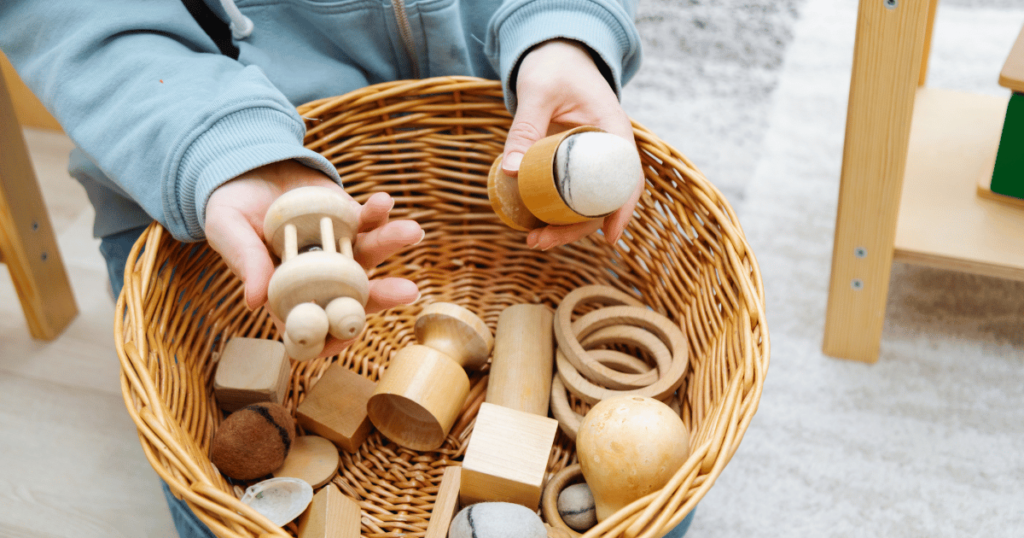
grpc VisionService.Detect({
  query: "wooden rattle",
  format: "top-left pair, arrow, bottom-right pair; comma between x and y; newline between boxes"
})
461,304 -> 559,510
488,126 -> 642,231
367,303 -> 493,451
263,186 -> 369,361
575,396 -> 691,522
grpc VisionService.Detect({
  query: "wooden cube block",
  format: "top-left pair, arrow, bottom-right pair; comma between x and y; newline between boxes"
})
297,365 -> 376,453
425,466 -> 462,538
213,338 -> 290,412
297,484 -> 361,538
460,403 -> 558,509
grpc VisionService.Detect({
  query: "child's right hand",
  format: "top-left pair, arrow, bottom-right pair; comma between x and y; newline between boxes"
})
204,160 -> 423,354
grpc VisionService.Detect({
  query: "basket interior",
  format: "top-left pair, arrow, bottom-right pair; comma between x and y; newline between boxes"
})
118,77 -> 767,538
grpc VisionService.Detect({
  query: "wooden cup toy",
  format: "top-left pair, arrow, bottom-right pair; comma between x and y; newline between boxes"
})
460,304 -> 559,510
367,303 -> 493,451
575,396 -> 691,522
488,126 -> 642,231
263,186 -> 370,361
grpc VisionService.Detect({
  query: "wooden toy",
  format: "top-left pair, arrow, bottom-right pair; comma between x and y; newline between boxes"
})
540,464 -> 585,538
461,305 -> 559,509
296,364 -> 376,453
240,477 -> 314,527
297,484 -> 361,538
367,303 -> 493,451
210,402 -> 296,481
558,483 -> 597,533
425,466 -> 462,538
488,126 -> 641,231
213,337 -> 291,412
263,186 -> 370,361
978,24 -> 1024,205
549,350 -> 651,441
575,396 -> 691,522
273,435 -> 340,489
449,502 -> 547,538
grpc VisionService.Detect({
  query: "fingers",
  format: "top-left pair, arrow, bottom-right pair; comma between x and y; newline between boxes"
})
358,191 -> 394,232
526,219 -> 603,251
601,174 -> 644,245
365,278 -> 420,314
205,208 -> 275,310
354,220 -> 423,269
502,93 -> 554,178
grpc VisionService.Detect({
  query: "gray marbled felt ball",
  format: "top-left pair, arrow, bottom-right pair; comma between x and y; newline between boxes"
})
449,502 -> 546,538
557,483 -> 597,532
554,131 -> 642,217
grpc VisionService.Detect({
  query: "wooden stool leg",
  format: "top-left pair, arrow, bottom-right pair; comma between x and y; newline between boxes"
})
0,67 -> 77,340
822,0 -> 932,363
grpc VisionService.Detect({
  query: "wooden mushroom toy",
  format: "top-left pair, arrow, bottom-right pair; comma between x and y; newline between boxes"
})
367,303 -> 493,451
575,396 -> 690,522
263,186 -> 369,361
488,126 -> 642,231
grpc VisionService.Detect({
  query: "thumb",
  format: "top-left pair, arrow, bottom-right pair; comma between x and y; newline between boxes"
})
502,99 -> 552,178
206,209 -> 275,311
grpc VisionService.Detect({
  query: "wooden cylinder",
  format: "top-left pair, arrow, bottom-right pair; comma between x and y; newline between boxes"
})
518,126 -> 603,226
367,345 -> 471,451
485,304 -> 555,415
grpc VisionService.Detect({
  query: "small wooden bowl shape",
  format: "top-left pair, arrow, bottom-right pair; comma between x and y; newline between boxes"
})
115,77 -> 769,538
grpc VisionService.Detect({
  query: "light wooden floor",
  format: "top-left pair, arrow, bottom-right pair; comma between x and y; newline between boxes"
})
0,128 -> 177,537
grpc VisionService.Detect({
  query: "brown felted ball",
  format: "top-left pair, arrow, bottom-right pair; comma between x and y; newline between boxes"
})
211,402 -> 296,480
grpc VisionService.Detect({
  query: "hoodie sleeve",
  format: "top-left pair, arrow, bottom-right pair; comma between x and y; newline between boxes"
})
0,0 -> 342,242
484,0 -> 642,115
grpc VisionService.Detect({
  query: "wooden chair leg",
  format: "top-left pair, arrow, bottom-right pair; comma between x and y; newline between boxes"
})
822,0 -> 933,363
0,67 -> 77,340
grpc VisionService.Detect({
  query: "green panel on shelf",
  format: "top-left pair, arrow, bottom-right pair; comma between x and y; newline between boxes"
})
991,92 -> 1024,200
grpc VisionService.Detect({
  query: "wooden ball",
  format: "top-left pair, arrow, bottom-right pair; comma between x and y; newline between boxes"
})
557,483 -> 597,532
554,132 -> 641,217
211,403 -> 296,480
326,296 -> 366,341
449,503 -> 547,538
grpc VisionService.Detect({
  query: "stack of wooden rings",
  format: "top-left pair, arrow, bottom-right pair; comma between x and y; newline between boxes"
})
550,285 -> 689,440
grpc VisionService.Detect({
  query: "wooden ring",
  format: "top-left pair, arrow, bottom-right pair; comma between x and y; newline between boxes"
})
541,464 -> 586,538
550,350 -> 651,440
554,286 -> 648,385
574,325 -> 671,389
556,306 -> 688,404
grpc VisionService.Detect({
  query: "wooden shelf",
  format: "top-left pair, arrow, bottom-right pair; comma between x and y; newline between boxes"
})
893,87 -> 1024,282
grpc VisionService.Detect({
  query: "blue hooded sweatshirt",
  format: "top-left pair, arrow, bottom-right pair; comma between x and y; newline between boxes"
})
0,0 -> 641,242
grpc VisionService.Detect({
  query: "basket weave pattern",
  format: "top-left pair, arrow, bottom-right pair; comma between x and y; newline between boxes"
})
116,77 -> 768,538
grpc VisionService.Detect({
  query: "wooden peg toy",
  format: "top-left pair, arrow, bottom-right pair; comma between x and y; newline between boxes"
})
575,396 -> 690,522
297,483 -> 361,538
273,435 -> 341,489
367,303 -> 493,451
488,126 -> 642,231
461,305 -> 559,510
296,364 -> 377,453
425,466 -> 462,538
263,186 -> 370,361
213,337 -> 291,412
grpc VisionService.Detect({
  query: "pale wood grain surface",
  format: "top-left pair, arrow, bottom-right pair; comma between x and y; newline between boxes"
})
0,52 -> 62,132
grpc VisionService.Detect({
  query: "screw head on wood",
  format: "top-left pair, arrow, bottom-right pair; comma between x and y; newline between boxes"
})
851,279 -> 864,290
855,247 -> 867,258
884,0 -> 898,9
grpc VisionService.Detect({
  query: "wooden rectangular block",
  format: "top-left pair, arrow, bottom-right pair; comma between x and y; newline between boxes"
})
460,403 -> 558,510
425,466 -> 462,538
297,365 -> 376,453
213,338 -> 290,412
297,484 -> 361,538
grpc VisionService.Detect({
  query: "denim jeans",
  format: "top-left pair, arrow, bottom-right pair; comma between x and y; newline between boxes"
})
101,225 -> 694,538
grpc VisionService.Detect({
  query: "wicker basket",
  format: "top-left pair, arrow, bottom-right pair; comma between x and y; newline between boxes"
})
116,76 -> 768,538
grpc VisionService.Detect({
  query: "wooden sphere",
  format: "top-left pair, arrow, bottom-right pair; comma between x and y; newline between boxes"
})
575,396 -> 690,522
326,296 -> 366,341
284,303 -> 329,359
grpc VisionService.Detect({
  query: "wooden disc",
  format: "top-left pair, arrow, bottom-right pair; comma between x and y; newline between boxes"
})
555,286 -> 648,383
273,435 -> 340,489
263,187 -> 359,258
266,251 -> 369,320
414,303 -> 494,370
488,155 -> 544,231
541,464 -> 586,538
556,307 -> 688,404
575,325 -> 670,389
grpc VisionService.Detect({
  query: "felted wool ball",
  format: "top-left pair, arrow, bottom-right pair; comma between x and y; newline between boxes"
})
449,502 -> 546,538
211,402 -> 296,480
554,131 -> 642,218
557,483 -> 597,532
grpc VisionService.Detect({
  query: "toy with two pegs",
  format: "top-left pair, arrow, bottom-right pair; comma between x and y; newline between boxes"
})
488,126 -> 643,231
263,186 -> 369,361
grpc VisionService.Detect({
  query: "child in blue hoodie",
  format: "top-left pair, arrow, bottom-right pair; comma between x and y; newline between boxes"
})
1,1 -> 642,536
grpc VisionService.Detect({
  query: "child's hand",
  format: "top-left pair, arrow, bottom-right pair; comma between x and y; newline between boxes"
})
502,39 -> 643,251
205,160 -> 422,355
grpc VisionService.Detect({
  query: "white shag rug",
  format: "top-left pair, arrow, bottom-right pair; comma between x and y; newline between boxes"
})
622,0 -> 1024,536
